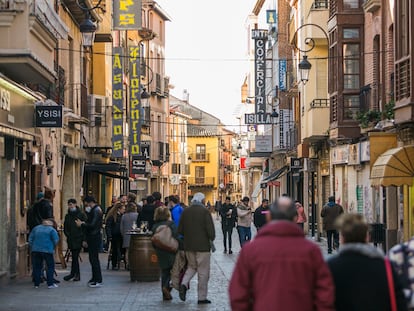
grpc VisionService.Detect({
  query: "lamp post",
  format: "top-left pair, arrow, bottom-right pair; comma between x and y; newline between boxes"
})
292,23 -> 329,84
292,23 -> 329,238
77,0 -> 103,49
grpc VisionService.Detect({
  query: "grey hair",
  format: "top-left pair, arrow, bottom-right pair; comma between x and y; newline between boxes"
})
191,192 -> 205,203
269,196 -> 297,221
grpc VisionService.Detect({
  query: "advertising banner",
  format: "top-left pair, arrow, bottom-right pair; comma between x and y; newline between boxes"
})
252,29 -> 268,114
35,105 -> 62,128
112,47 -> 124,158
129,46 -> 142,157
113,0 -> 142,30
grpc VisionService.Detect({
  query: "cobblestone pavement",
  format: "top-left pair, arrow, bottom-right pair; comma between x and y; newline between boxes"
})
0,216 -> 330,311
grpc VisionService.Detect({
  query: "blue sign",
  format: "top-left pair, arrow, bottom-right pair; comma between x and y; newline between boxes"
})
266,10 -> 277,24
279,59 -> 287,91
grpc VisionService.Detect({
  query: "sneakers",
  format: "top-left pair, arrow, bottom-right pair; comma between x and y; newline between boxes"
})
162,287 -> 172,300
179,284 -> 187,301
88,282 -> 102,288
228,250 -> 233,254
198,299 -> 211,304
73,275 -> 80,282
34,285 -> 39,289
223,249 -> 227,254
48,283 -> 59,289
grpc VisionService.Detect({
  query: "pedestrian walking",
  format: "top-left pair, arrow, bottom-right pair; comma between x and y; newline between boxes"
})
214,198 -> 222,220
29,218 -> 59,289
220,196 -> 236,254
63,198 -> 86,281
321,196 -> 344,254
120,201 -> 138,270
229,196 -> 335,311
177,192 -> 215,304
253,198 -> 269,231
236,196 -> 252,247
75,195 -> 103,288
152,207 -> 179,301
168,195 -> 184,227
295,200 -> 307,231
328,213 -> 407,311
105,202 -> 125,270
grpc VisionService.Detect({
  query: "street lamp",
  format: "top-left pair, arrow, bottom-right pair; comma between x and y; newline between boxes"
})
77,0 -> 103,48
292,23 -> 329,84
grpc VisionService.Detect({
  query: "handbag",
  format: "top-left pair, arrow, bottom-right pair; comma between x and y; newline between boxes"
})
151,224 -> 178,253
385,258 -> 398,311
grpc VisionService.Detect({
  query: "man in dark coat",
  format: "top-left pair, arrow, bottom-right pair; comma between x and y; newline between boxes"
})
75,195 -> 103,288
137,195 -> 156,231
253,198 -> 269,231
321,196 -> 344,254
178,192 -> 215,304
220,196 -> 237,254
327,213 -> 407,311
63,198 -> 86,281
229,196 -> 335,311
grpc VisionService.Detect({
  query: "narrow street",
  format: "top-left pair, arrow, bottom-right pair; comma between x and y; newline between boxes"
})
0,217 -> 328,311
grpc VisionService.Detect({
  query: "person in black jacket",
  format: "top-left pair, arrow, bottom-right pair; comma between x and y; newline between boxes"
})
137,195 -> 156,231
253,199 -> 269,231
63,198 -> 86,281
220,196 -> 237,254
75,195 -> 103,288
105,202 -> 125,270
327,213 -> 407,311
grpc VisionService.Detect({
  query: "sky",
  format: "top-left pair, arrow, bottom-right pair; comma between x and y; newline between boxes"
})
157,0 -> 256,131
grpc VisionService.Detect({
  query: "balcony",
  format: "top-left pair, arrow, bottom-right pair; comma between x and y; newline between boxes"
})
363,0 -> 380,13
142,106 -> 151,127
0,0 -> 69,85
163,77 -> 169,97
306,4 -> 329,46
303,99 -> 330,142
188,152 -> 210,162
188,177 -> 215,187
86,95 -> 111,148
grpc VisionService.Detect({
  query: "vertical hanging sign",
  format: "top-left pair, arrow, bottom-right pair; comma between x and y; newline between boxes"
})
252,29 -> 268,114
129,46 -> 143,174
112,47 -> 124,158
113,0 -> 142,30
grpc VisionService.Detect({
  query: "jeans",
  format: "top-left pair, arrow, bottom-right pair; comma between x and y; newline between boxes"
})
326,230 -> 339,252
70,248 -> 81,276
110,236 -> 122,268
87,234 -> 102,283
32,252 -> 55,286
222,225 -> 234,250
161,266 -> 172,289
237,226 -> 251,247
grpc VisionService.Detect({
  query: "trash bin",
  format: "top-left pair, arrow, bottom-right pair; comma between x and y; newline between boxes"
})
128,232 -> 160,282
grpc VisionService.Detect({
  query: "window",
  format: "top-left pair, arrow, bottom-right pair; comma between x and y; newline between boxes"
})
343,95 -> 360,120
343,44 -> 360,89
195,166 -> 205,184
196,144 -> 206,160
343,28 -> 359,39
343,0 -> 359,9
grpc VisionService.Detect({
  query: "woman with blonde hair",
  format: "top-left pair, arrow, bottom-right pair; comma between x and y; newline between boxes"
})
152,207 -> 178,301
327,213 -> 407,311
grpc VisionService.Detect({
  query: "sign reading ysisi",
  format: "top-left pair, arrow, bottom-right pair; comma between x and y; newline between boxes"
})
112,47 -> 124,158
35,105 -> 62,128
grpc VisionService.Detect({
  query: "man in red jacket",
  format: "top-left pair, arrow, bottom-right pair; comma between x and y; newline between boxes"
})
229,196 -> 335,311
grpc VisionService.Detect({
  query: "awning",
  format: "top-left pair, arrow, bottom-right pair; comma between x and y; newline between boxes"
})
262,166 -> 289,183
94,170 -> 130,180
370,146 -> 414,186
85,162 -> 127,172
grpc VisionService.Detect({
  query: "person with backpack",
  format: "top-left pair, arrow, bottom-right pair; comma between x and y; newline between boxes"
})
328,213 -> 407,311
389,237 -> 414,309
321,196 -> 344,254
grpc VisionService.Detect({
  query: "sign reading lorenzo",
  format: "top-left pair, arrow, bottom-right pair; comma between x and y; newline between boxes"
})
244,113 -> 275,125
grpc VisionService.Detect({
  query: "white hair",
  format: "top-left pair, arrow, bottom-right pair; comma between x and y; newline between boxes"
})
191,192 -> 205,203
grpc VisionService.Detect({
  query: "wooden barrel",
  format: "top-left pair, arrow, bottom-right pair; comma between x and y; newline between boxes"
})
128,233 -> 160,282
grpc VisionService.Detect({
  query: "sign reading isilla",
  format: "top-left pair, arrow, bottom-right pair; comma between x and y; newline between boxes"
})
252,29 -> 268,114
112,47 -> 124,158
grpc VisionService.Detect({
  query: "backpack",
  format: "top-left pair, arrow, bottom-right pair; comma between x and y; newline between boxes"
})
151,224 -> 178,253
389,239 -> 414,307
27,203 -> 43,231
